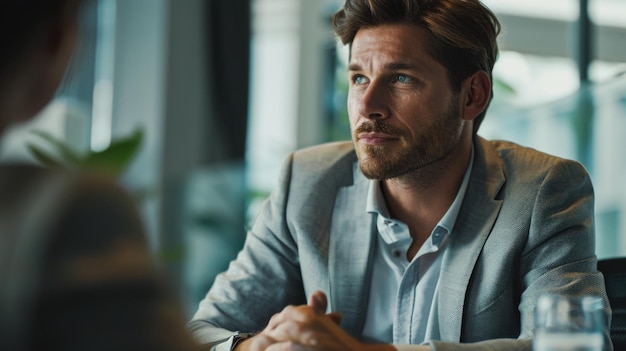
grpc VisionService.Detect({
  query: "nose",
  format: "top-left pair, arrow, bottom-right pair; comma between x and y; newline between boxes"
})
357,81 -> 391,120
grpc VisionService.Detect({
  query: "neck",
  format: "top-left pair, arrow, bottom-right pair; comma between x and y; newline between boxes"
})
380,133 -> 473,243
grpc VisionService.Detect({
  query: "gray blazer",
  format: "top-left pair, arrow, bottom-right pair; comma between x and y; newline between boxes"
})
189,137 -> 611,351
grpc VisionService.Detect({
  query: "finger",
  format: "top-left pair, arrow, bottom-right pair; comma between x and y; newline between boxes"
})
327,311 -> 343,324
249,333 -> 278,351
278,304 -> 318,323
266,307 -> 298,331
265,341 -> 309,351
307,290 -> 327,314
265,312 -> 281,331
266,319 -> 320,346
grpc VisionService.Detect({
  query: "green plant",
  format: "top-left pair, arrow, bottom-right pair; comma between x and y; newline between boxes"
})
27,129 -> 143,178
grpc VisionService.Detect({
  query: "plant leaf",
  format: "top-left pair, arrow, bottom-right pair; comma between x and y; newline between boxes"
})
493,77 -> 516,95
82,129 -> 143,176
25,144 -> 67,169
30,130 -> 83,166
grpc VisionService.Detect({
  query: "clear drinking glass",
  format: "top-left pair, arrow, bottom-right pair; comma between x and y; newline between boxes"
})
533,294 -> 605,351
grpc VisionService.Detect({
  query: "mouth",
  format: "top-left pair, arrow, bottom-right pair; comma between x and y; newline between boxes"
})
357,132 -> 399,145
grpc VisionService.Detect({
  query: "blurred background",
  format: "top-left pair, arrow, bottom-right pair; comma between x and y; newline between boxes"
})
0,0 -> 624,316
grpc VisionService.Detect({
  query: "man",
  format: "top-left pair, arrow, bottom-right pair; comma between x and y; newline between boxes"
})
188,0 -> 611,350
0,1 -> 199,350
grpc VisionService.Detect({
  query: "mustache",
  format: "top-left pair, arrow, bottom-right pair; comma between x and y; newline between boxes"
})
354,121 -> 404,136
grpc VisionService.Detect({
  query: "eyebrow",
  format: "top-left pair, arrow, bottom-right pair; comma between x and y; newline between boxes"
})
348,62 -> 421,72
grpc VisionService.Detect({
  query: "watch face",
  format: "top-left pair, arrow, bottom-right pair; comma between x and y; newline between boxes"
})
231,333 -> 257,350
230,332 -> 258,350
237,332 -> 257,339
230,336 -> 242,350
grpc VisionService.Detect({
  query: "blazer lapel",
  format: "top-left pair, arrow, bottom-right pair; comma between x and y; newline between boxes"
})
438,137 -> 505,342
328,162 -> 375,338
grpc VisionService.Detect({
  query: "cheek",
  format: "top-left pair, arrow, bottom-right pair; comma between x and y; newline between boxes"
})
346,95 -> 359,129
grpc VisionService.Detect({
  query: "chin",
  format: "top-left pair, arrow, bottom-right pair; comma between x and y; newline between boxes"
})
358,161 -> 388,180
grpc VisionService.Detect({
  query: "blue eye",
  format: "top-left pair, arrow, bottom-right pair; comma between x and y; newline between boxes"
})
396,74 -> 412,83
353,75 -> 366,85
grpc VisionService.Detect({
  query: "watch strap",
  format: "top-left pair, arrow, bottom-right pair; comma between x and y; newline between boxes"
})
230,332 -> 257,350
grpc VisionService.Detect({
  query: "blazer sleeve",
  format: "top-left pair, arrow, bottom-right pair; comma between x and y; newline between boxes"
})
187,153 -> 307,347
433,158 -> 610,351
518,159 -> 611,350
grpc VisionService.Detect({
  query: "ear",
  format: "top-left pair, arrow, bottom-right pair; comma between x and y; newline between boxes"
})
461,70 -> 491,121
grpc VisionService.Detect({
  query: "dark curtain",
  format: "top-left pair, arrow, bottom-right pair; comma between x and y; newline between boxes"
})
207,0 -> 251,161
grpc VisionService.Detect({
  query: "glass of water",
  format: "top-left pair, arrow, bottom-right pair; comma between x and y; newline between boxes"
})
533,294 -> 605,351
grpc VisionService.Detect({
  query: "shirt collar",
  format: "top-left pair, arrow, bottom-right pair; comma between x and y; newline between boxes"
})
439,145 -> 474,233
366,145 -> 474,237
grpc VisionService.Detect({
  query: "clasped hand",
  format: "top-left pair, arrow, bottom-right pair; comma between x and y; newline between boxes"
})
238,290 -> 383,351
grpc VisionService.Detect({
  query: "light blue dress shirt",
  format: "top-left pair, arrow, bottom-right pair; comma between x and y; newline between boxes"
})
362,149 -> 474,345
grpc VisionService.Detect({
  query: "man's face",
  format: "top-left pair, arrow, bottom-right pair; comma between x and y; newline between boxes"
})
347,24 -> 466,180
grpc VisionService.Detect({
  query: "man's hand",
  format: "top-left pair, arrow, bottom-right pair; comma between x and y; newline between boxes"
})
232,291 -> 337,351
237,291 -> 394,351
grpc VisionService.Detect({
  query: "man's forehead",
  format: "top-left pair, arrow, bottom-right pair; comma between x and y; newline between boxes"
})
347,25 -> 436,70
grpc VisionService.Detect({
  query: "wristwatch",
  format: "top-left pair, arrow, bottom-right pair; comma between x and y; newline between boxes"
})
230,331 -> 257,350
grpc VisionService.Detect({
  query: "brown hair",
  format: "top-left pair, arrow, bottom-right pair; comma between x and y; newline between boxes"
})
0,0 -> 82,78
332,0 -> 500,134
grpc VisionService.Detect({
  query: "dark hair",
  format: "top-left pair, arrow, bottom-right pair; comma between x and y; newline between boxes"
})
332,0 -> 500,134
0,0 -> 81,78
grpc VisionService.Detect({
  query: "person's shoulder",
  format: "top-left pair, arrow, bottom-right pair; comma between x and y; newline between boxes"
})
0,163 -> 143,242
0,163 -> 63,217
0,162 -> 127,194
0,162 -> 50,187
62,170 -> 137,205
484,138 -> 554,159
291,141 -> 356,176
482,138 -> 584,168
2,163 -> 134,208
277,141 -> 357,188
293,141 -> 355,163
479,138 -> 590,179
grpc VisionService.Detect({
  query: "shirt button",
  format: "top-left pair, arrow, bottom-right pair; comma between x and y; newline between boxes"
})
393,250 -> 402,258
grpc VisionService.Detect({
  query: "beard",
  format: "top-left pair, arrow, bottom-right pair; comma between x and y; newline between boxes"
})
353,101 -> 464,181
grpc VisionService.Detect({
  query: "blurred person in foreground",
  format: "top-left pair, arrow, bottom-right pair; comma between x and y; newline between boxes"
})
188,0 -> 611,350
0,1 -> 199,350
